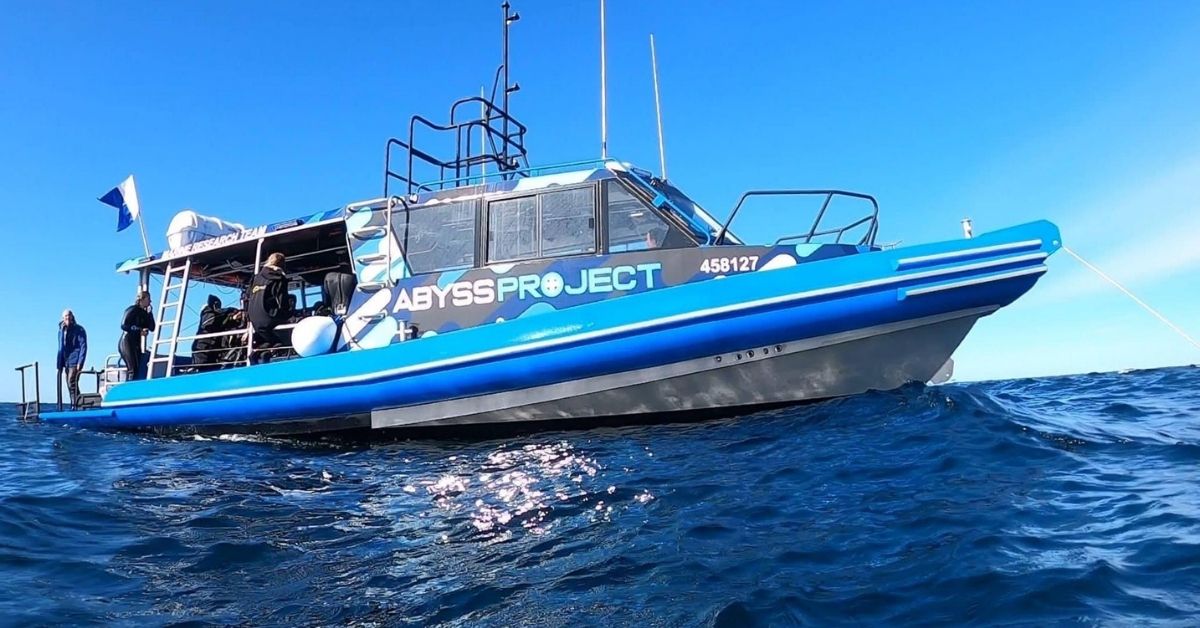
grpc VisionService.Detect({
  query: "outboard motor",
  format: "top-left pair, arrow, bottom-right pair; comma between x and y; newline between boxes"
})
322,272 -> 357,316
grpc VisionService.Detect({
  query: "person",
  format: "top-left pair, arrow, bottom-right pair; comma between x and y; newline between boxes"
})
644,227 -> 666,250
119,291 -> 155,380
57,309 -> 87,409
192,295 -> 236,372
285,294 -> 300,323
247,252 -> 291,363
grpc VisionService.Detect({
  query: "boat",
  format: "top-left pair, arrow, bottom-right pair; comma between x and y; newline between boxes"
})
28,4 -> 1061,435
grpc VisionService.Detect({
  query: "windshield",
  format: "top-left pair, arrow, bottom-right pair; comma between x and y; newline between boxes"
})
645,176 -> 743,245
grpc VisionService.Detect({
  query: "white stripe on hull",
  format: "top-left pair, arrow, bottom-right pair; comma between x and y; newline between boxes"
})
372,306 -> 995,429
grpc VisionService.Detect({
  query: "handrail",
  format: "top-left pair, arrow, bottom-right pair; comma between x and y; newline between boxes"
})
715,189 -> 880,247
383,92 -> 531,198
14,361 -> 40,420
403,158 -> 615,197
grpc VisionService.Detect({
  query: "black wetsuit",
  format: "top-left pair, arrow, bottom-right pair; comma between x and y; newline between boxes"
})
119,305 -> 155,380
192,299 -> 235,371
247,264 -> 290,362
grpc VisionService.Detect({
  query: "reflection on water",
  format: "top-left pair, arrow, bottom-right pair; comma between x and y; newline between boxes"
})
2,367 -> 1200,625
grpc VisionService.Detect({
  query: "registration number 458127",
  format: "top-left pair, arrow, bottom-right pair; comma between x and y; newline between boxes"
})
700,256 -> 759,273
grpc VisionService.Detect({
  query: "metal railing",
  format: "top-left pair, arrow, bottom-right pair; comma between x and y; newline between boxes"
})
401,158 -> 613,197
14,362 -> 40,420
384,96 -> 529,198
161,322 -> 304,376
715,190 -> 880,247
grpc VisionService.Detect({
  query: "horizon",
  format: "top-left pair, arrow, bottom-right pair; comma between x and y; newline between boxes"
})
2,1 -> 1199,403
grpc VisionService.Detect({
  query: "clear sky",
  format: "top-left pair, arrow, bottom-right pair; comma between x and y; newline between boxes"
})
2,1 -> 1198,402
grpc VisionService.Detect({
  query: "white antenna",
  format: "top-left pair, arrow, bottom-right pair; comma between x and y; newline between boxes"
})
599,0 -> 609,159
650,33 -> 667,179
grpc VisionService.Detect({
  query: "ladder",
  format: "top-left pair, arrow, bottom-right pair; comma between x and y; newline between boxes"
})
345,196 -> 405,293
148,258 -> 191,378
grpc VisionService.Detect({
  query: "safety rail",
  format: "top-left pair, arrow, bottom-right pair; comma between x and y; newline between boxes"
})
715,190 -> 880,247
401,158 -> 614,197
14,362 -> 40,420
164,323 -> 303,376
384,2 -> 527,198
384,96 -> 529,198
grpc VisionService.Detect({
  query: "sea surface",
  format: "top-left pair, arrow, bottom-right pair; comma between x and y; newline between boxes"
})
1,366 -> 1198,626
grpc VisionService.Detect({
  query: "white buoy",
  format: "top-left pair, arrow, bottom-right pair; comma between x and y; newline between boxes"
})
292,316 -> 338,357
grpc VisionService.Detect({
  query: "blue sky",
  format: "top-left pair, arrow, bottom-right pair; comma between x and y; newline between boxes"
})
2,1 -> 1199,402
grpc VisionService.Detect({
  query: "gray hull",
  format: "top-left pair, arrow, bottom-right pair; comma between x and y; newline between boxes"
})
371,306 -> 993,430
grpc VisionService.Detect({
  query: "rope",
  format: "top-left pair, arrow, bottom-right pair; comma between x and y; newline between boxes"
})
1062,245 -> 1200,352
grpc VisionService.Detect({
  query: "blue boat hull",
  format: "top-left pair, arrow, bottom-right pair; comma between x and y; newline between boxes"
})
43,221 -> 1061,433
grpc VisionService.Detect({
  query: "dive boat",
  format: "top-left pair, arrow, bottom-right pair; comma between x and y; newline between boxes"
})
31,7 -> 1061,435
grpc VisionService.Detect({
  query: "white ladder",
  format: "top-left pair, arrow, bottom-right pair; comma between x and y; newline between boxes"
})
148,258 -> 191,378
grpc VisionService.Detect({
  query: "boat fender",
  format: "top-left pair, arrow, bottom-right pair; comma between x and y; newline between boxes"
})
293,316 -> 338,357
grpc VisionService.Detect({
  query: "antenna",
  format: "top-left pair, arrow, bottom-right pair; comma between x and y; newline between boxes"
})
599,0 -> 609,159
481,86 -> 488,183
501,1 -> 520,170
650,33 -> 667,179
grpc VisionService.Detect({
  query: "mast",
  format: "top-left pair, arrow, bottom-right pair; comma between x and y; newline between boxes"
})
599,0 -> 609,159
502,2 -> 520,170
650,33 -> 666,179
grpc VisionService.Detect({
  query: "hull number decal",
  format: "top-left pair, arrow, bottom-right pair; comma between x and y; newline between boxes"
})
700,256 -> 759,274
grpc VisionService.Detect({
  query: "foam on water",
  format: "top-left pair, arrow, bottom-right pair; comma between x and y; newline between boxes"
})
2,366 -> 1198,625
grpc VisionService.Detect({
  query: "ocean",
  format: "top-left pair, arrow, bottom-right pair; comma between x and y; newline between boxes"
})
1,366 -> 1198,626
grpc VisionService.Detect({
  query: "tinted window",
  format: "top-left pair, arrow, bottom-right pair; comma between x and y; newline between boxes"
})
605,180 -> 691,252
540,188 -> 597,257
403,199 -> 476,274
488,187 -> 598,263
488,196 -> 537,263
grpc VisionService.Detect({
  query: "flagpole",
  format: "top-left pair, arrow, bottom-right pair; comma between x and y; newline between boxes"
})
135,213 -> 151,258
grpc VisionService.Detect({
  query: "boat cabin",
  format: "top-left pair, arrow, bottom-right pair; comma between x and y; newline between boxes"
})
107,91 -> 878,389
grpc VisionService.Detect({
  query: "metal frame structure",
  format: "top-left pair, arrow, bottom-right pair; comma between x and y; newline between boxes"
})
715,190 -> 881,247
14,362 -> 40,420
383,3 -> 529,198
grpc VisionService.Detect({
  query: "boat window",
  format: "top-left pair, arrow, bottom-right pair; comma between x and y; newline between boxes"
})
540,188 -> 597,257
605,180 -> 692,252
403,199 -> 477,273
487,186 -> 598,263
488,196 -> 538,262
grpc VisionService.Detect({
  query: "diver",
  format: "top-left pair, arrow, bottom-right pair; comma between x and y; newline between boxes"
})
57,309 -> 87,408
192,295 -> 237,372
247,252 -> 292,364
119,291 -> 155,380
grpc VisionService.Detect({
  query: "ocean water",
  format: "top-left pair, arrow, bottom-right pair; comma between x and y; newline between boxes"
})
2,366 -> 1199,626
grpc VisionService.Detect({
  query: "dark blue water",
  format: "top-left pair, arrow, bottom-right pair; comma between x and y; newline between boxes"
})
2,366 -> 1199,626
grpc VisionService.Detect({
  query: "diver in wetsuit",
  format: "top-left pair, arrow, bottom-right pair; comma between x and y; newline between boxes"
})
247,252 -> 292,364
119,291 -> 155,380
191,295 -> 237,372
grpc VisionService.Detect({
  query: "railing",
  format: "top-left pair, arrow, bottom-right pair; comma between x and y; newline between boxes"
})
402,158 -> 612,197
715,190 -> 880,247
384,96 -> 530,198
164,323 -> 304,376
14,362 -> 40,420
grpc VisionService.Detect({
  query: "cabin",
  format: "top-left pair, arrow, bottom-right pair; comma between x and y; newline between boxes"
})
105,94 -> 876,392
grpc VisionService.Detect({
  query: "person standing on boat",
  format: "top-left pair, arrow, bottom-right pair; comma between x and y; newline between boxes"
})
119,291 -> 155,380
57,309 -> 87,408
247,252 -> 291,364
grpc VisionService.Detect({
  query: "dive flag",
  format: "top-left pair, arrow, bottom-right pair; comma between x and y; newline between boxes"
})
98,175 -> 141,232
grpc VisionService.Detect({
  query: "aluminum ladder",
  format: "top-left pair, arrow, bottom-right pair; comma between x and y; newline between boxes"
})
148,258 -> 191,378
